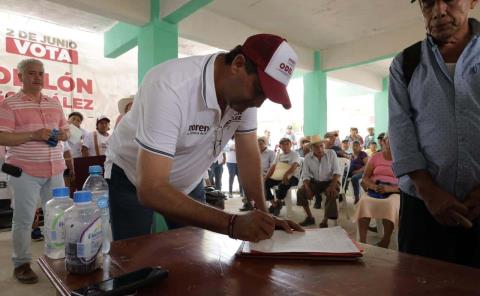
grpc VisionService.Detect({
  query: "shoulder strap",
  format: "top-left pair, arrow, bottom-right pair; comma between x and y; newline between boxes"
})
402,41 -> 422,86
93,131 -> 100,156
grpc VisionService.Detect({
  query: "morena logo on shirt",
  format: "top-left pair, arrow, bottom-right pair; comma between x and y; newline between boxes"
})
187,124 -> 210,135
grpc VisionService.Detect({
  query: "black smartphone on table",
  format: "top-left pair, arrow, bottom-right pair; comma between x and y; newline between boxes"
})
1,163 -> 22,177
70,266 -> 168,296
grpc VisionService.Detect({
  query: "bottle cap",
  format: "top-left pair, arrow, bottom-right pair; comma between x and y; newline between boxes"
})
74,191 -> 92,203
88,165 -> 103,174
52,187 -> 70,198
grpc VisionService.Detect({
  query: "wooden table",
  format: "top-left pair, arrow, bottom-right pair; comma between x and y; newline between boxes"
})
38,227 -> 480,296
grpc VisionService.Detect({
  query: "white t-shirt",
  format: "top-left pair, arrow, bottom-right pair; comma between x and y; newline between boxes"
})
105,54 -> 257,194
61,141 -> 70,153
83,131 -> 110,156
274,151 -> 301,179
225,139 -> 237,164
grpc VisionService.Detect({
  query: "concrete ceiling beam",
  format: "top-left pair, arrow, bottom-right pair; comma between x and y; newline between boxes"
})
329,68 -> 384,92
320,21 -> 425,72
47,0 -> 150,26
178,9 -> 315,71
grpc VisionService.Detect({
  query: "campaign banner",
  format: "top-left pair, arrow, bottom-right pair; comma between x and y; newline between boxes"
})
0,12 -> 138,131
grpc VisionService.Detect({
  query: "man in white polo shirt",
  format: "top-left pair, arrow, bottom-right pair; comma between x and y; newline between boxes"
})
105,34 -> 303,242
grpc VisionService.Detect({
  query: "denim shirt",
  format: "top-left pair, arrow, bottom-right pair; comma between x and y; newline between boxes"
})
388,18 -> 480,201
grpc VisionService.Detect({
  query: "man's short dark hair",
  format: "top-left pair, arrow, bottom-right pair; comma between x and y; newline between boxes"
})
224,45 -> 257,74
370,141 -> 377,146
377,133 -> 386,140
279,137 -> 291,144
68,111 -> 83,121
341,139 -> 349,144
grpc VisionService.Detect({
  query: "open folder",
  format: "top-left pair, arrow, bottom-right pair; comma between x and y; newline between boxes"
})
237,226 -> 363,260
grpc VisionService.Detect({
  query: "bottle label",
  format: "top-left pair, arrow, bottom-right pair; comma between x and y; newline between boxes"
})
48,211 -> 66,248
77,217 -> 102,263
97,195 -> 109,209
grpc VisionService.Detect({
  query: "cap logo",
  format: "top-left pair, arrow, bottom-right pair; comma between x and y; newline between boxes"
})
264,41 -> 298,86
279,63 -> 293,75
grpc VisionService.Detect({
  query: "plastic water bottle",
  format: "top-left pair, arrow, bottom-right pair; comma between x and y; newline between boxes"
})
44,187 -> 73,259
82,165 -> 110,254
64,191 -> 102,274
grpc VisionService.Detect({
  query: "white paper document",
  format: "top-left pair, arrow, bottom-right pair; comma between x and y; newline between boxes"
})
68,123 -> 83,145
247,226 -> 359,254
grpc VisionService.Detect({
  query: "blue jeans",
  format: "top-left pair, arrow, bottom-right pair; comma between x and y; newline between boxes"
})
350,172 -> 363,199
226,162 -> 243,195
346,166 -> 363,199
208,162 -> 224,191
108,163 -> 205,241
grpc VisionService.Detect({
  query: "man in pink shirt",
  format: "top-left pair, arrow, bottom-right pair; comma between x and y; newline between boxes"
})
0,58 -> 69,284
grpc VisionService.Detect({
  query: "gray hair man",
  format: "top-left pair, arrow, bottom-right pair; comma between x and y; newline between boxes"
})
389,0 -> 480,268
0,58 -> 70,283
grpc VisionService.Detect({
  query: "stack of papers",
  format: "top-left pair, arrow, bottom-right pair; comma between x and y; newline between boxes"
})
237,226 -> 362,260
68,124 -> 83,145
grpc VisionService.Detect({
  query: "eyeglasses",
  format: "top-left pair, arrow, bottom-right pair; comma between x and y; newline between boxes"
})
213,127 -> 223,157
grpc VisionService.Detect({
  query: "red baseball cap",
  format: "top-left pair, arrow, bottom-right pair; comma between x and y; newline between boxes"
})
241,34 -> 298,109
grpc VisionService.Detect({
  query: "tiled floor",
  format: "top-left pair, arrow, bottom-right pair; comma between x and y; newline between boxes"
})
0,190 -> 389,295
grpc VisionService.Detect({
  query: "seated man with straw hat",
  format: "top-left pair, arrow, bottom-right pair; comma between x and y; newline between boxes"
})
297,135 -> 342,227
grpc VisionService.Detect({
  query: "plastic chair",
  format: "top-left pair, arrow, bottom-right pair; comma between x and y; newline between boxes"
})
337,157 -> 351,219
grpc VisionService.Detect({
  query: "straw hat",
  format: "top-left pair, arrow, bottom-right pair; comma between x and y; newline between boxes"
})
307,135 -> 324,147
118,95 -> 134,114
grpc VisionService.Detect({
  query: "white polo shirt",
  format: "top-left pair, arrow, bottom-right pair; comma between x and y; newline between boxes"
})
105,54 -> 257,194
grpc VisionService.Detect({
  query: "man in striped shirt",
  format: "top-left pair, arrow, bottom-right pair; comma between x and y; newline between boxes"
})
0,58 -> 69,284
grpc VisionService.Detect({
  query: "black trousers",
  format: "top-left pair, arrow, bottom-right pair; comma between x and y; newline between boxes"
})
264,177 -> 299,201
107,163 -> 205,241
399,191 -> 480,268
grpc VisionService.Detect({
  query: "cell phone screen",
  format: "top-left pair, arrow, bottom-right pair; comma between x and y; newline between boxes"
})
71,266 -> 168,296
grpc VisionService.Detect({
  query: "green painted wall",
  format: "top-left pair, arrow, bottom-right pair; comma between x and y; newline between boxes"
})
303,52 -> 327,136
137,19 -> 178,83
374,77 -> 389,134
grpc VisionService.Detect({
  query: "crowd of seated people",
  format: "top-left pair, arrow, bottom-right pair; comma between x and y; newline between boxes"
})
202,126 -> 398,247
253,127 -> 400,249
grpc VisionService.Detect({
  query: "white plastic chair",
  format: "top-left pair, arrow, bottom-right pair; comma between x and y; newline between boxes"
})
271,184 -> 297,218
337,157 -> 351,219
